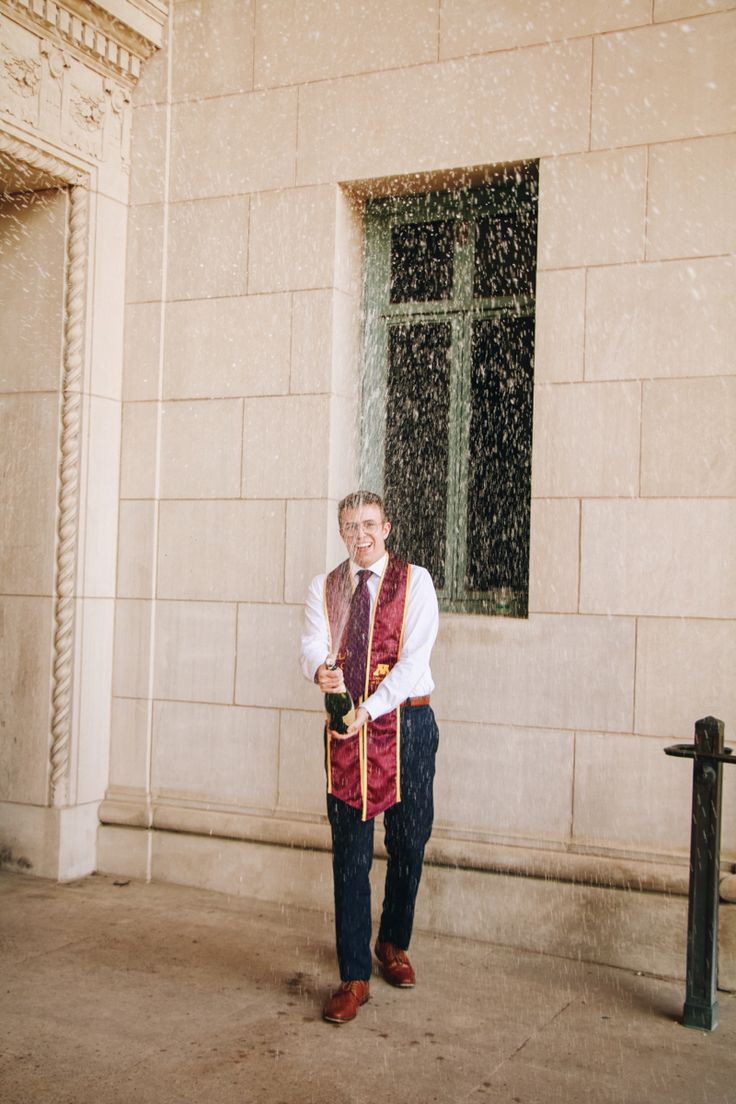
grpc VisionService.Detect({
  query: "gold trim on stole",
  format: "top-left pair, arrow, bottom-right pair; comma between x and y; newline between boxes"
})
322,582 -> 334,794
394,563 -> 412,804
359,558 -> 388,821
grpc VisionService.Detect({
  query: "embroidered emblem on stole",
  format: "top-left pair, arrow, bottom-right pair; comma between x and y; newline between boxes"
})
323,554 -> 411,821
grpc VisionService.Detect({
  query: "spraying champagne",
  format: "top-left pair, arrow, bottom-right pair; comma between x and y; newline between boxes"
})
324,655 -> 356,734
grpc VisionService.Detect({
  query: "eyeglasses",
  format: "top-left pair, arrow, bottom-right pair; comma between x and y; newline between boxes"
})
341,520 -> 383,535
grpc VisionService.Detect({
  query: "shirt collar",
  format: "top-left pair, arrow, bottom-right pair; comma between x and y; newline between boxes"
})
350,552 -> 388,579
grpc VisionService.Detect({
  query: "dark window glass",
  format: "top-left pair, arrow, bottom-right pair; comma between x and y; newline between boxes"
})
390,220 -> 455,303
384,322 -> 452,586
465,315 -> 534,595
473,203 -> 537,299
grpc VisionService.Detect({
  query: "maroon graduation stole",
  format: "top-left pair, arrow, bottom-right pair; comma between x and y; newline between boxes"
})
323,554 -> 411,821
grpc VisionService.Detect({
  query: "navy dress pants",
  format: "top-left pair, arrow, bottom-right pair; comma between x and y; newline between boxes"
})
326,705 -> 440,982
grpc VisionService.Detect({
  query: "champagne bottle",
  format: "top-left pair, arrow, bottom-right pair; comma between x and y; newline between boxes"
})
324,656 -> 356,734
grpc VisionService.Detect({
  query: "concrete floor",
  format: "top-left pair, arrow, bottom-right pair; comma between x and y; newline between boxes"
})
0,872 -> 734,1104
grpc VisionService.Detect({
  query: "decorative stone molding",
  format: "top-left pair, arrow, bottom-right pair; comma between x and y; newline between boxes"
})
2,51 -> 41,96
50,178 -> 88,806
98,798 -> 693,897
0,126 -> 85,187
0,132 -> 89,804
1,1 -> 161,171
1,0 -> 166,85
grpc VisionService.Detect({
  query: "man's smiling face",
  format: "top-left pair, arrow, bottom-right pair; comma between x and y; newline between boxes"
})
339,503 -> 391,568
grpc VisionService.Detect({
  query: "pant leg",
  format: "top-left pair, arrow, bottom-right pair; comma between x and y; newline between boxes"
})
327,792 -> 375,981
379,705 -> 439,950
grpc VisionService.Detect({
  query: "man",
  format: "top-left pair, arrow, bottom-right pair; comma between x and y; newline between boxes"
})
300,490 -> 440,1024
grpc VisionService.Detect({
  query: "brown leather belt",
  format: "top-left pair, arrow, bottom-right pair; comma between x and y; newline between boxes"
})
401,695 -> 430,708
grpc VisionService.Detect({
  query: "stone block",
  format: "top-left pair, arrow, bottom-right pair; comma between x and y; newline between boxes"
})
277,709 -> 328,817
331,289 -> 361,397
420,865 -> 689,981
592,12 -> 736,148
528,498 -> 580,615
635,617 -> 736,742
0,596 -> 54,805
79,396 -> 120,598
586,257 -> 736,381
538,149 -> 647,268
132,19 -> 168,106
0,393 -> 59,595
290,290 -> 333,394
532,381 -> 640,498
112,599 -> 153,699
641,377 -> 736,497
580,499 -> 736,617
440,0 -> 652,57
573,732 -> 692,854
169,88 -> 297,202
117,500 -> 156,599
120,401 -> 157,500
654,0 -> 735,20
96,824 -> 150,881
0,190 -> 66,393
284,499 -> 330,606
432,613 -> 636,734
163,294 -> 291,399
172,0 -> 254,102
151,831 -> 332,911
129,104 -> 167,206
123,301 -> 161,402
254,0 -> 437,87
167,195 -> 249,301
327,394 -> 360,502
159,399 -> 242,499
108,696 -> 150,792
125,204 -> 164,303
248,186 -> 337,293
89,194 -> 127,401
235,603 -> 316,711
297,41 -> 591,186
647,134 -> 736,260
152,701 -> 279,809
242,395 -> 330,498
157,500 -> 285,602
434,723 -> 574,842
75,597 -> 115,803
533,269 -> 585,384
153,600 -> 237,704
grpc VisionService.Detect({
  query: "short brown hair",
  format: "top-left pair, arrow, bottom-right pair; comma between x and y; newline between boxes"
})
338,490 -> 386,528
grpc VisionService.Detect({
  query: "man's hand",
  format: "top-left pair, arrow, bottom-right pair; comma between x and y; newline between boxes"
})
315,662 -> 343,692
329,706 -> 369,741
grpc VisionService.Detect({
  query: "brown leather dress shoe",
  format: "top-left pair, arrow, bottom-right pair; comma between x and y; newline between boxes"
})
322,980 -> 370,1023
375,941 -> 416,987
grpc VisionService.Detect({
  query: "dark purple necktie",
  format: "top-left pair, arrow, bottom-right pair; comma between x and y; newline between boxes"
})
342,570 -> 371,704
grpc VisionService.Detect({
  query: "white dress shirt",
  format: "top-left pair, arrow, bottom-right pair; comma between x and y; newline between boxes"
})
300,552 -> 439,722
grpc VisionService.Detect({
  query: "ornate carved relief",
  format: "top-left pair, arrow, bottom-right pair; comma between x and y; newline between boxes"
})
0,20 -> 42,127
3,53 -> 40,96
1,0 -> 160,84
1,0 -> 164,172
104,76 -> 131,168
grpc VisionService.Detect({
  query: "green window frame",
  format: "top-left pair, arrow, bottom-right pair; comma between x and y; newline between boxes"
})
360,165 -> 538,617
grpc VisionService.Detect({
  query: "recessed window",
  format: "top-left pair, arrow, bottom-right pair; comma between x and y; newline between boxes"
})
361,166 -> 538,616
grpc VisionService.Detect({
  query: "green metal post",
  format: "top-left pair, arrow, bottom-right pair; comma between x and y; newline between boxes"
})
683,717 -> 724,1031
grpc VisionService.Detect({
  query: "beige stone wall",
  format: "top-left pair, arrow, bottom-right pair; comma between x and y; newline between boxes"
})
101,0 -> 736,969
